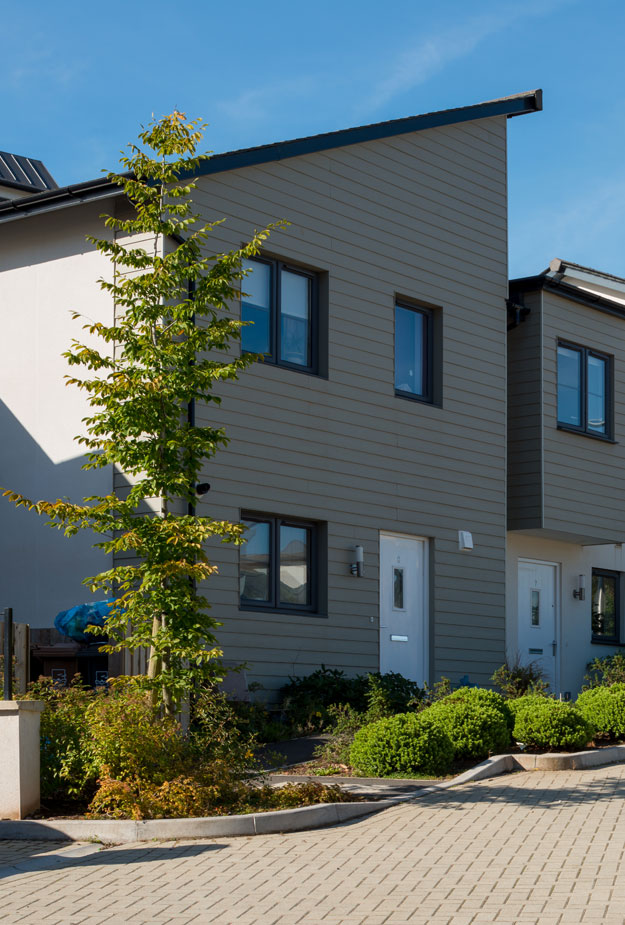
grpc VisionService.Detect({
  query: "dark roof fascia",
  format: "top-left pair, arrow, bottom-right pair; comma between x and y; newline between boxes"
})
0,176 -> 124,223
190,90 -> 542,178
0,177 -> 51,193
510,274 -> 625,322
0,90 -> 542,225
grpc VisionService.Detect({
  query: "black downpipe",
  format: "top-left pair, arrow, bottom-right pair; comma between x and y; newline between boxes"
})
3,607 -> 13,701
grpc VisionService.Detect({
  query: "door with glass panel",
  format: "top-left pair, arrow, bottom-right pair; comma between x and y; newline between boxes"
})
379,533 -> 428,684
517,559 -> 558,692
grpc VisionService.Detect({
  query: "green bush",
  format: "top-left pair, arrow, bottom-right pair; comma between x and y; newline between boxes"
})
491,660 -> 549,698
364,672 -> 424,719
576,684 -> 625,740
584,654 -> 625,688
349,712 -> 454,777
23,675 -> 261,808
279,668 -> 426,732
426,692 -> 511,760
442,687 -> 515,734
23,676 -> 97,799
512,696 -> 594,750
315,703 -> 367,765
279,667 -> 369,732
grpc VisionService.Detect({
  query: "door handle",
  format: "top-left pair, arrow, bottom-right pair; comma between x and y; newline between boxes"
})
552,640 -> 557,656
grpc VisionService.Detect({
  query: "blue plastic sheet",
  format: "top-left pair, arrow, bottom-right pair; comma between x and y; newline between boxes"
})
53,600 -> 113,642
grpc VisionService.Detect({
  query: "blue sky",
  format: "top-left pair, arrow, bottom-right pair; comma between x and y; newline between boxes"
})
2,0 -> 624,278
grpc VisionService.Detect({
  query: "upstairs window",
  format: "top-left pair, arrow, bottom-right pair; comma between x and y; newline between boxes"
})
240,513 -> 318,613
592,569 -> 620,643
241,257 -> 317,373
557,341 -> 612,438
394,303 -> 433,402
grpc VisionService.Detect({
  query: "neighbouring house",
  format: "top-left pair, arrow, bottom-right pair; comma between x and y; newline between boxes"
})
508,259 -> 625,697
14,90 -> 619,698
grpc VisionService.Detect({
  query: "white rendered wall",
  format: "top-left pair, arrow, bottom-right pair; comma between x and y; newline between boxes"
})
0,202 -> 116,629
507,533 -> 625,697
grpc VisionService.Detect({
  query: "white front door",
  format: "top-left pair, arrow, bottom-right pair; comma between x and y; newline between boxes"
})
379,533 -> 428,684
517,559 -> 558,692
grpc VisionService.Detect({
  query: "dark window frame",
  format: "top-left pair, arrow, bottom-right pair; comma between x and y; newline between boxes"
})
557,339 -> 613,440
239,512 -> 319,615
591,568 -> 620,644
394,301 -> 434,404
241,256 -> 319,375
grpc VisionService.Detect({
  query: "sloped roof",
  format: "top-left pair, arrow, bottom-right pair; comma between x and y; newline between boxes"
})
0,151 -> 58,194
0,89 -> 542,224
510,257 -> 625,318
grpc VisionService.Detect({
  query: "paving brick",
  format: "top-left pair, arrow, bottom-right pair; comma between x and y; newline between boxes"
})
3,765 -> 625,922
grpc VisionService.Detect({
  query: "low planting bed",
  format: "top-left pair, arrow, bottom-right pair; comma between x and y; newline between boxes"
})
20,661 -> 625,822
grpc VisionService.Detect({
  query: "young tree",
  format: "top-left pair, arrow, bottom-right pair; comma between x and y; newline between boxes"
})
4,112 -> 275,711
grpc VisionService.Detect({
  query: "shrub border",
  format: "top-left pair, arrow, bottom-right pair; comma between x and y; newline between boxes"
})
3,743 -> 625,843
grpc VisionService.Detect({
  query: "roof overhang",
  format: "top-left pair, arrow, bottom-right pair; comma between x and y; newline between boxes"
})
510,266 -> 625,322
0,89 -> 542,226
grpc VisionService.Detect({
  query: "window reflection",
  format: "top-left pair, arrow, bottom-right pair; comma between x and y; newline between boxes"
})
592,572 -> 618,639
280,270 -> 310,367
395,306 -> 425,396
240,520 -> 271,601
279,524 -> 309,605
587,354 -> 606,433
241,259 -> 271,355
557,345 -> 582,427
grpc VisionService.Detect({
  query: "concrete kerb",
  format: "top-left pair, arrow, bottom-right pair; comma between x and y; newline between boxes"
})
2,743 -> 625,843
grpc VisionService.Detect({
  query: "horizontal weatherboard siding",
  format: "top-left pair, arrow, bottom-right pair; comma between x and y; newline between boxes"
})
189,116 -> 510,692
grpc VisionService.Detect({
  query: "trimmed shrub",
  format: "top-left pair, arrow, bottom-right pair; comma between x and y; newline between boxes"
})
426,694 -> 511,760
442,687 -> 515,734
349,712 -> 454,777
512,696 -> 594,750
576,683 -> 625,740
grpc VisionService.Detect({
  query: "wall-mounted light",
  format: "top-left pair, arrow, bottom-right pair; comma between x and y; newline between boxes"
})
350,545 -> 364,577
458,530 -> 474,552
573,574 -> 586,600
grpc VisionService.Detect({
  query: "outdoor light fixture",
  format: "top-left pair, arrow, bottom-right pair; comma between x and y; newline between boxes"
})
350,545 -> 364,577
458,530 -> 474,551
573,574 -> 586,600
195,483 -> 210,497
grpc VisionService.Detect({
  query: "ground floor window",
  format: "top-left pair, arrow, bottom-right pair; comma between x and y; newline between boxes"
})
591,569 -> 620,643
239,512 -> 318,613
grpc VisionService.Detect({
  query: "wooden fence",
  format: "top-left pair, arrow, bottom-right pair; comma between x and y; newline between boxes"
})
0,621 -> 29,695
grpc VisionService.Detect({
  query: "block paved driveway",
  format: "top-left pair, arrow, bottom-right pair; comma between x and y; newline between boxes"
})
2,764 -> 625,924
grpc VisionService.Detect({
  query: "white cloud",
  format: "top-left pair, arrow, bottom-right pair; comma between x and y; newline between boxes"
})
360,0 -> 577,113
216,77 -> 315,125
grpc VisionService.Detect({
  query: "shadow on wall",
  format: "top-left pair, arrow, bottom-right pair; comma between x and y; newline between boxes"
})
0,399 -> 110,629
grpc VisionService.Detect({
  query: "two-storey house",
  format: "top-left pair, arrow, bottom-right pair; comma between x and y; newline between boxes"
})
1,90 -> 544,695
508,259 -> 625,696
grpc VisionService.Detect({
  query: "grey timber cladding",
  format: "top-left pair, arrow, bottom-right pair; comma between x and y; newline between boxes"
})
191,115 -> 510,692
508,290 -> 543,530
541,289 -> 625,544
